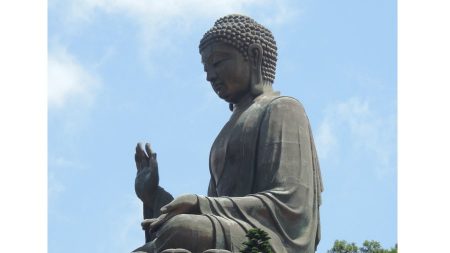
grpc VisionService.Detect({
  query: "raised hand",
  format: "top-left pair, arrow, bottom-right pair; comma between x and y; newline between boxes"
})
135,142 -> 159,205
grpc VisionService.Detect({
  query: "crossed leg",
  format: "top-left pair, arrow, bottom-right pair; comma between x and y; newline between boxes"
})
132,214 -> 215,253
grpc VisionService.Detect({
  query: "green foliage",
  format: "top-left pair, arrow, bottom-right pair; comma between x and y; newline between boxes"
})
240,228 -> 273,253
327,240 -> 397,253
360,240 -> 383,253
327,240 -> 358,253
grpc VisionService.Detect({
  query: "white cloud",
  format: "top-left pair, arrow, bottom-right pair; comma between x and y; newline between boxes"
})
117,198 -> 143,250
48,155 -> 86,200
48,43 -> 100,109
315,97 -> 396,177
260,1 -> 301,26
48,171 -> 65,200
55,0 -> 297,55
316,117 -> 337,159
104,196 -> 143,252
49,155 -> 86,171
67,0 -> 281,22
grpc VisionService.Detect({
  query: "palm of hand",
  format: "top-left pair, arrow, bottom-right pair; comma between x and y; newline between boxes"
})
135,142 -> 159,205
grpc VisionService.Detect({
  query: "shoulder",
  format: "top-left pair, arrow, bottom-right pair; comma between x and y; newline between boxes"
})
266,96 -> 306,115
252,93 -> 308,120
257,95 -> 311,138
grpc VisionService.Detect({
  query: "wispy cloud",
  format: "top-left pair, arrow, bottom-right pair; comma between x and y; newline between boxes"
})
48,155 -> 86,200
104,196 -> 143,252
53,0 -> 298,55
63,0 -> 295,24
315,97 -> 396,177
48,171 -> 65,200
260,1 -> 301,26
316,117 -> 338,159
48,42 -> 101,109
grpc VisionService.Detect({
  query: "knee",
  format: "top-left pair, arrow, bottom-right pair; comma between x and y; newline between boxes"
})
163,214 -> 199,233
167,214 -> 192,226
158,214 -> 213,240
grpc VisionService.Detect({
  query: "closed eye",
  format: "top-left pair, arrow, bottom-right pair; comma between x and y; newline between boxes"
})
213,58 -> 229,67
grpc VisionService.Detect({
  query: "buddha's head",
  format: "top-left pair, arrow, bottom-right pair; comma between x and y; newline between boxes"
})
199,14 -> 278,104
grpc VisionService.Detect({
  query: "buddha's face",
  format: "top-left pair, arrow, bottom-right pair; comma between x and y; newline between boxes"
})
201,42 -> 251,104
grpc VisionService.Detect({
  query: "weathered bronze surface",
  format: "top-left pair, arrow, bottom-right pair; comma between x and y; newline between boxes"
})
132,14 -> 323,253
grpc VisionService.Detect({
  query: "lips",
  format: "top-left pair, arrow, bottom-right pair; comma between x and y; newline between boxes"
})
212,82 -> 225,96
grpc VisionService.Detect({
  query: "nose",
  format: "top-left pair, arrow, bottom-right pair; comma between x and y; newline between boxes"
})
206,68 -> 217,83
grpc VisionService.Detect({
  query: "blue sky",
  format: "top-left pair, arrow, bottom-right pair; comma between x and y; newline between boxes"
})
48,1 -> 397,252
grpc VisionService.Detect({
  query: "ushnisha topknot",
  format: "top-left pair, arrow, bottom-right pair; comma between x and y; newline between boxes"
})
199,14 -> 277,84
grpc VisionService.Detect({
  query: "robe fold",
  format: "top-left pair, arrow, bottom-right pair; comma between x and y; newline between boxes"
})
197,93 -> 323,253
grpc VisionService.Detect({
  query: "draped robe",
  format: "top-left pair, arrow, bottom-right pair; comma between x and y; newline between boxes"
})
133,92 -> 323,253
197,92 -> 323,253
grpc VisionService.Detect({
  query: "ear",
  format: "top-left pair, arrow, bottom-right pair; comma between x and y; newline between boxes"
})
247,44 -> 264,96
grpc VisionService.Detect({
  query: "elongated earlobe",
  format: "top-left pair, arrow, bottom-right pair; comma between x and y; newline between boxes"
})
248,44 -> 264,96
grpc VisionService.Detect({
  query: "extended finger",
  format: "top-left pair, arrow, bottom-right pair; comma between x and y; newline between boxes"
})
160,201 -> 176,214
135,143 -> 142,168
149,213 -> 170,231
146,143 -> 158,162
145,143 -> 153,157
138,142 -> 148,158
141,218 -> 157,225
135,143 -> 142,160
135,152 -> 141,170
137,142 -> 151,169
141,218 -> 157,230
